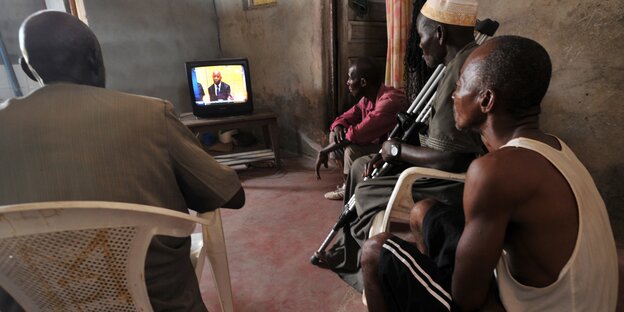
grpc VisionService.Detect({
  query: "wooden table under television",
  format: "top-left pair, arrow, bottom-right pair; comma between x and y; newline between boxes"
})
179,109 -> 281,168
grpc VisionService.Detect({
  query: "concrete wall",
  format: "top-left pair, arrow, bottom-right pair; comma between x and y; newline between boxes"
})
82,0 -> 221,113
0,0 -> 46,102
478,0 -> 624,242
214,1 -> 327,155
0,0 -> 46,64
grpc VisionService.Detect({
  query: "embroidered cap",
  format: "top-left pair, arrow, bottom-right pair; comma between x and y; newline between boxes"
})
421,0 -> 478,27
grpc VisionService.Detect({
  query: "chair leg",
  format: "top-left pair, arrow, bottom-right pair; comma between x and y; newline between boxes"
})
200,210 -> 234,312
190,232 -> 206,279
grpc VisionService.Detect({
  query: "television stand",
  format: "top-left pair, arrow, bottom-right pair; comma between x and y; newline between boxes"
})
180,110 -> 280,168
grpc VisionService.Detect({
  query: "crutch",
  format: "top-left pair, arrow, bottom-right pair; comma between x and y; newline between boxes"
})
370,19 -> 499,178
309,72 -> 444,266
333,64 -> 444,160
310,19 -> 499,266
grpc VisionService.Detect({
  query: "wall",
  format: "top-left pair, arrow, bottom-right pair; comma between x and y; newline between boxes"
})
0,0 -> 46,102
81,0 -> 221,113
0,0 -> 46,64
214,1 -> 327,155
478,0 -> 624,241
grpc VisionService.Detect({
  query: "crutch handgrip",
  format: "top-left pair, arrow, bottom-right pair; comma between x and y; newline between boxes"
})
476,18 -> 499,37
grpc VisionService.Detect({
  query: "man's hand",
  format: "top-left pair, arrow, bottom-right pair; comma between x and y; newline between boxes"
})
381,139 -> 402,163
363,153 -> 384,178
315,150 -> 329,179
332,125 -> 346,144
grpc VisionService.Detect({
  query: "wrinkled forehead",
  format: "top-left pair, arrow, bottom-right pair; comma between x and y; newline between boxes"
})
416,13 -> 434,34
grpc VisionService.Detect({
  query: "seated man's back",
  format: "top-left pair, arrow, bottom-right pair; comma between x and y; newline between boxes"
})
0,11 -> 244,311
0,83 -> 236,215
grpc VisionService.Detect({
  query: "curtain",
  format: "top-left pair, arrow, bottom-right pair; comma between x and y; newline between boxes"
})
384,0 -> 412,90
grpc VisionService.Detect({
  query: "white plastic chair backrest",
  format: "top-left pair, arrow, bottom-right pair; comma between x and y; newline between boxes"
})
0,201 -> 208,312
370,167 -> 466,236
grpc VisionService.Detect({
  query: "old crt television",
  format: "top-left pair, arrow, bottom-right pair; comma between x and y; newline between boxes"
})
186,58 -> 253,118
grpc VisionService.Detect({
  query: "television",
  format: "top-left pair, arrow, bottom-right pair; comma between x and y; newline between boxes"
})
185,58 -> 253,118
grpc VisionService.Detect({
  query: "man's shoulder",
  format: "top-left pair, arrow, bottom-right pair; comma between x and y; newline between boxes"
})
120,91 -> 169,105
447,41 -> 480,73
93,86 -> 171,108
377,85 -> 407,105
378,84 -> 405,96
472,147 -> 537,172
467,147 -> 546,195
464,149 -> 532,216
17,83 -> 164,105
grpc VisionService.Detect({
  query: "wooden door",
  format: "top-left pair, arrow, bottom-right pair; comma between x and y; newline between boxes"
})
335,0 -> 387,117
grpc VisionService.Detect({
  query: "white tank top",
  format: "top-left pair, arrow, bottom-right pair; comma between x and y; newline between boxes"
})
495,137 -> 618,312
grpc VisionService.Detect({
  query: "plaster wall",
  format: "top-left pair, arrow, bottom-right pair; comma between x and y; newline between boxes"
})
0,0 -> 45,64
214,1 -> 327,155
81,0 -> 221,113
478,0 -> 624,241
0,0 -> 47,101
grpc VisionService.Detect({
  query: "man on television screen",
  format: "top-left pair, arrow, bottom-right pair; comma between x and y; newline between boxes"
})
195,81 -> 205,102
207,70 -> 233,102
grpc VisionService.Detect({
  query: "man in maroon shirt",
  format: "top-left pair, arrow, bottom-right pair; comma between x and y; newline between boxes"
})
316,58 -> 408,200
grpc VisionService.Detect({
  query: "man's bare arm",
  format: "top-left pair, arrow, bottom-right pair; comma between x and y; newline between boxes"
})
452,157 -> 512,311
315,140 -> 351,179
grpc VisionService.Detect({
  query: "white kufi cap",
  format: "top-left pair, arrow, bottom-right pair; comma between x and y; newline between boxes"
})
421,0 -> 478,27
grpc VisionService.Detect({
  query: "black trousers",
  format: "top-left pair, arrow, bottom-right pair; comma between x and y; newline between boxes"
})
378,202 -> 464,312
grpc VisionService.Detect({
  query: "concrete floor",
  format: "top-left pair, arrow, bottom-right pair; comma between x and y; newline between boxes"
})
198,156 -> 367,312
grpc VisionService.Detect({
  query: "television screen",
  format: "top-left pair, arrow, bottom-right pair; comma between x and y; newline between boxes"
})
186,58 -> 253,118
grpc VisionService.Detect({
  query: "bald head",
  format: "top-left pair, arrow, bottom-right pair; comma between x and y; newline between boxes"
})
212,71 -> 222,85
19,10 -> 105,87
351,57 -> 382,87
462,36 -> 551,118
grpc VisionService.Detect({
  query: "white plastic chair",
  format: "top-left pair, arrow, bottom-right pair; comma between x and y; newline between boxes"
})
0,201 -> 233,312
369,167 -> 466,237
363,167 -> 466,306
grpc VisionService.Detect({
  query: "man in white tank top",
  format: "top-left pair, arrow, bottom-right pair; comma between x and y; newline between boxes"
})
361,36 -> 617,311
452,35 -> 618,311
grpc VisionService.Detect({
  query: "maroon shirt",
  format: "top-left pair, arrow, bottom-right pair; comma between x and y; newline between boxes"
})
331,84 -> 408,145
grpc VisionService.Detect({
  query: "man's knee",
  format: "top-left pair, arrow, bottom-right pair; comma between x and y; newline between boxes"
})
353,183 -> 366,206
350,154 -> 371,174
348,156 -> 372,190
410,198 -> 438,235
361,232 -> 394,268
343,146 -> 363,173
344,145 -> 364,161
